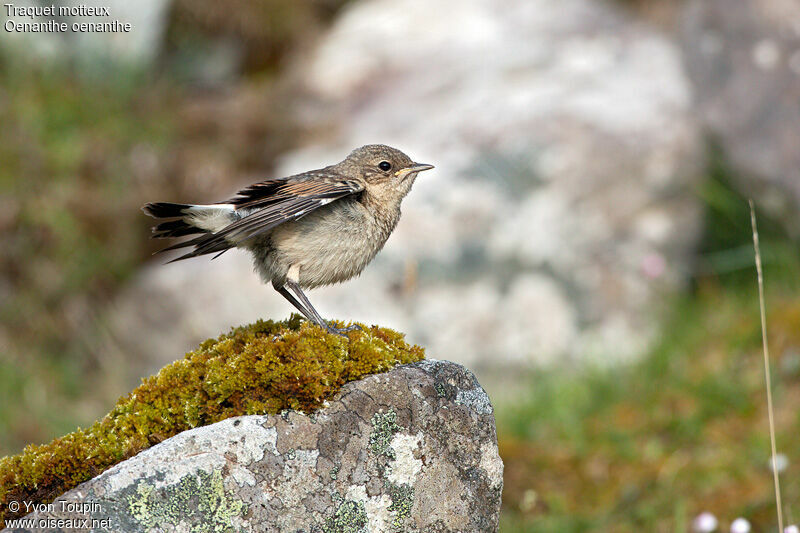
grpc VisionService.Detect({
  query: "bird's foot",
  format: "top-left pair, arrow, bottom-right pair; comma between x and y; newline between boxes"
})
324,321 -> 364,337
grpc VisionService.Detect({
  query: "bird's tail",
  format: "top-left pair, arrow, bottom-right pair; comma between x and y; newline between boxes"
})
142,202 -> 238,260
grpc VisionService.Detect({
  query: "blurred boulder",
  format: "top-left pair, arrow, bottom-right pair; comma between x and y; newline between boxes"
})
7,360 -> 502,532
280,0 -> 704,366
111,0 -> 703,372
681,0 -> 800,233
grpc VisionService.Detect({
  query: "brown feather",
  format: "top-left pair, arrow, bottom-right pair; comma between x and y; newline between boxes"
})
170,174 -> 364,262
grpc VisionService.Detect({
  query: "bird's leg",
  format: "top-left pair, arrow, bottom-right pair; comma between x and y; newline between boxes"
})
275,284 -> 360,337
284,280 -> 326,326
279,264 -> 361,336
281,264 -> 327,327
275,285 -> 316,323
285,280 -> 362,336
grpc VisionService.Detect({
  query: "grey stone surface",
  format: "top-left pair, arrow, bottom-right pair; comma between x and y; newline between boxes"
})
107,0 -> 703,372
681,0 -> 800,233
2,360 -> 502,533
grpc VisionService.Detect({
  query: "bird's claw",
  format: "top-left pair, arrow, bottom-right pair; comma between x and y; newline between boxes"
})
324,322 -> 364,337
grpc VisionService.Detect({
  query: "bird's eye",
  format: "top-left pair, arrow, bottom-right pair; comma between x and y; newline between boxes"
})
378,161 -> 392,172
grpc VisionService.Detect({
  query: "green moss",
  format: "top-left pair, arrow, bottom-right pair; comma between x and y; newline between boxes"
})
322,499 -> 368,533
367,409 -> 403,459
0,315 -> 424,523
126,469 -> 246,532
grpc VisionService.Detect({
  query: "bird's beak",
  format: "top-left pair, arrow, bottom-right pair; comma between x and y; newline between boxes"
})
396,163 -> 434,177
410,163 -> 434,172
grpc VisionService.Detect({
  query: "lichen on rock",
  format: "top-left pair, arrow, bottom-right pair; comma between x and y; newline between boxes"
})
125,470 -> 246,532
368,409 -> 402,459
323,499 -> 368,533
386,482 -> 414,528
0,315 -> 424,523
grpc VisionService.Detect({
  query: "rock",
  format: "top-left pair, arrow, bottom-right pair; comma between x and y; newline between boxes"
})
681,0 -> 800,232
2,360 -> 503,533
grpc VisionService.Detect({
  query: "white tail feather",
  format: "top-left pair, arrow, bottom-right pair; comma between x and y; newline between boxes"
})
185,204 -> 237,232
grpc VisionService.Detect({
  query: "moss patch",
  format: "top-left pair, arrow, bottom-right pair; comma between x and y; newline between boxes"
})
0,315 -> 424,523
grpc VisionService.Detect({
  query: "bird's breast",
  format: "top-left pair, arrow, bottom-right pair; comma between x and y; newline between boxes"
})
270,197 -> 400,288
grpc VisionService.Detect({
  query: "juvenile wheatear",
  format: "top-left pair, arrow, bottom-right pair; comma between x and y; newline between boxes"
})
143,144 -> 433,336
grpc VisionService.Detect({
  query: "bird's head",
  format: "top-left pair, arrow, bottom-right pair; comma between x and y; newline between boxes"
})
338,144 -> 434,199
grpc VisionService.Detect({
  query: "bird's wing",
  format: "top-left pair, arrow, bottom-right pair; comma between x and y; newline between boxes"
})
230,170 -> 357,209
166,172 -> 364,262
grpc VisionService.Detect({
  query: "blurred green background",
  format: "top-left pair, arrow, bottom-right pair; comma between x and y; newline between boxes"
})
2,0 -> 800,531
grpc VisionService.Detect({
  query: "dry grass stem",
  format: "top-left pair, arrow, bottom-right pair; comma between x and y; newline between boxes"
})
749,199 -> 784,532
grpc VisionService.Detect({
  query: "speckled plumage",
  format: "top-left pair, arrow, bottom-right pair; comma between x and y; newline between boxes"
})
143,144 -> 433,335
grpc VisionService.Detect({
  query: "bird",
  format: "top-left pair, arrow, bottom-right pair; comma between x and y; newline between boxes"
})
142,144 -> 434,336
